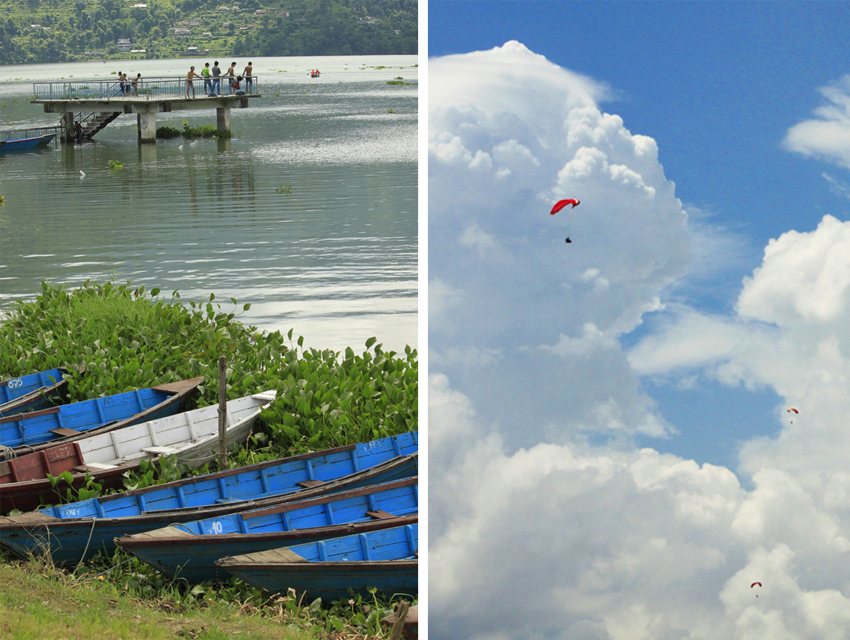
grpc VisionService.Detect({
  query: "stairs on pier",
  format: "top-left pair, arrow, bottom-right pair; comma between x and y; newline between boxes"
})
77,112 -> 121,140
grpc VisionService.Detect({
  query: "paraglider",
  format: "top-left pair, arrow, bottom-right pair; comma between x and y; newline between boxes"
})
751,582 -> 762,588
550,199 -> 580,215
565,237 -> 572,244
787,408 -> 798,414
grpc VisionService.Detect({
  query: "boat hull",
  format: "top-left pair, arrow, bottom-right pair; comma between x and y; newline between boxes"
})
0,390 -> 267,513
216,523 -> 418,601
0,377 -> 203,458
0,368 -> 68,416
1,134 -> 56,150
0,436 -> 417,565
115,476 -> 419,583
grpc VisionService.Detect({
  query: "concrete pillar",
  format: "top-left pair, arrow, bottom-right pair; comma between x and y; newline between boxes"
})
61,111 -> 75,143
216,106 -> 231,134
137,111 -> 157,143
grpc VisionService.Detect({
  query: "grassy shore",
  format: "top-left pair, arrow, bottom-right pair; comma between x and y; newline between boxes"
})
0,280 -> 418,639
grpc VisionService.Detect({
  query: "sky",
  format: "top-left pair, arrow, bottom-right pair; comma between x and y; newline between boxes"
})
428,2 -> 850,639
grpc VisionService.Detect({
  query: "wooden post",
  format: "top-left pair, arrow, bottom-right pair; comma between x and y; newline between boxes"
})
388,601 -> 410,640
218,356 -> 228,469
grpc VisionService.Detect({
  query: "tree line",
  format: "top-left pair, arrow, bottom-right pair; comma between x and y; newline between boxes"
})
0,0 -> 417,65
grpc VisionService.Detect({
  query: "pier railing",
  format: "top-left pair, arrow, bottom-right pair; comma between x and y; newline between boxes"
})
32,76 -> 259,101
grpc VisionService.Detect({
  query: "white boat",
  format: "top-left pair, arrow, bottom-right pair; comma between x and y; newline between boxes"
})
0,391 -> 276,513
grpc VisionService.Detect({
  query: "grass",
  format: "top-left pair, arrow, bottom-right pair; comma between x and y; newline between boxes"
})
0,547 -> 416,639
0,555 -> 318,640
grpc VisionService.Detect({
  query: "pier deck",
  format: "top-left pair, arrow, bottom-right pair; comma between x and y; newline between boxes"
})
31,77 -> 260,143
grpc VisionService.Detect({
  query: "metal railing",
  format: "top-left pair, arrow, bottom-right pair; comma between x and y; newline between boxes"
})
0,125 -> 62,142
32,76 -> 260,101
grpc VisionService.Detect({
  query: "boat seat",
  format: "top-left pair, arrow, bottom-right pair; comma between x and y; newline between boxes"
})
366,510 -> 397,520
296,479 -> 324,488
75,462 -> 119,471
50,427 -> 80,437
142,446 -> 178,455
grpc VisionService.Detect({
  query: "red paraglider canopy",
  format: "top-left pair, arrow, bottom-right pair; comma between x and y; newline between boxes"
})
751,582 -> 762,588
550,199 -> 580,215
787,408 -> 799,414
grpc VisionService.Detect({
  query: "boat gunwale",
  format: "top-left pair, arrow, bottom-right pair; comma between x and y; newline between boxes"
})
11,376 -> 204,455
0,452 -> 418,530
115,513 -> 420,550
0,392 -> 268,494
113,477 -> 420,548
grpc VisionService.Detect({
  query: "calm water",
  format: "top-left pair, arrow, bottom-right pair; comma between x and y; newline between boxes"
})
0,56 -> 418,353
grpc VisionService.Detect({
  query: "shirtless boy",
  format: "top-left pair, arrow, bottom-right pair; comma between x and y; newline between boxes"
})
186,66 -> 200,98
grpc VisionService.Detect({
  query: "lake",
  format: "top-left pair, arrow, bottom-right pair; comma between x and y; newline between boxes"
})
0,55 -> 418,354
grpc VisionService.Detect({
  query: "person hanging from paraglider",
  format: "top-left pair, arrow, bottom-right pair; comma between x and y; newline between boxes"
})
550,199 -> 580,244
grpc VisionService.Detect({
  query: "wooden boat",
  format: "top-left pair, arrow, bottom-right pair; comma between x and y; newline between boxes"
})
0,390 -> 275,513
0,368 -> 68,416
115,476 -> 419,583
216,522 -> 418,601
0,433 -> 417,565
1,133 -> 56,151
0,377 -> 203,456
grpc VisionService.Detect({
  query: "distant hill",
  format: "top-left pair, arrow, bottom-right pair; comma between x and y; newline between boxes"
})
0,0 -> 417,65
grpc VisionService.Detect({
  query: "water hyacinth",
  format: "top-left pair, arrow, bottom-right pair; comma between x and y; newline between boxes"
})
0,279 -> 417,465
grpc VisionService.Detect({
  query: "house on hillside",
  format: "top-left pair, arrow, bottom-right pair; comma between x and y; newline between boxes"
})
117,38 -> 132,51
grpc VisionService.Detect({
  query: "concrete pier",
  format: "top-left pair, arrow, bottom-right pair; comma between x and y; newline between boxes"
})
31,78 -> 259,143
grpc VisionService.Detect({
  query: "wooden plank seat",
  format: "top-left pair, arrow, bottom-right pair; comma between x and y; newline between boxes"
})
141,446 -> 178,456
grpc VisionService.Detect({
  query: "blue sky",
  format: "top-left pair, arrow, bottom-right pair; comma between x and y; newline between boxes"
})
429,0 -> 850,471
428,3 -> 850,638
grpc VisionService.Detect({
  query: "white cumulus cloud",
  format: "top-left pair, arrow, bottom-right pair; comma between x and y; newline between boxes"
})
429,41 -> 691,448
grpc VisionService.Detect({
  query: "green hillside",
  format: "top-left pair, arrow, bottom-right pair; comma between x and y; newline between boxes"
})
0,0 -> 417,64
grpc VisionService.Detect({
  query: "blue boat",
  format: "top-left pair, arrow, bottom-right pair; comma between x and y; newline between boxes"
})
0,377 -> 203,454
0,368 -> 68,416
216,523 -> 418,601
0,433 -> 417,565
115,476 -> 419,583
0,133 -> 56,151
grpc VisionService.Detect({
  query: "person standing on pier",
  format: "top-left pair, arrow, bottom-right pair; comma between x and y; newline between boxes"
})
225,61 -> 237,93
186,66 -> 201,98
243,61 -> 253,93
211,61 -> 221,96
201,62 -> 212,96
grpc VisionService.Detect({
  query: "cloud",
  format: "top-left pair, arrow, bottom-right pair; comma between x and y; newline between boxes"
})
429,41 -> 691,448
429,42 -> 850,640
429,377 -> 850,640
784,76 -> 850,170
